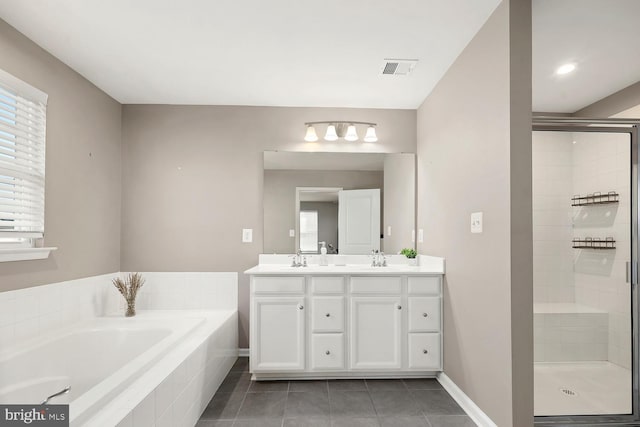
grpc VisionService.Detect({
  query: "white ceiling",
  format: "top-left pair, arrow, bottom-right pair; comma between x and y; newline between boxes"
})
1,1 -> 638,112
0,0 -> 500,109
533,0 -> 640,113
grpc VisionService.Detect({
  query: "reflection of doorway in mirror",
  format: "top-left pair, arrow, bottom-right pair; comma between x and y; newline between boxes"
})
296,187 -> 341,254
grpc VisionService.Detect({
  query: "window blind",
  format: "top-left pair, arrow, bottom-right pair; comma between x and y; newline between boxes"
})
0,69 -> 47,243
299,210 -> 318,252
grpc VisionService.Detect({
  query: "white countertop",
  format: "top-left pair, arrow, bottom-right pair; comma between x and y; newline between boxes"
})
245,254 -> 445,275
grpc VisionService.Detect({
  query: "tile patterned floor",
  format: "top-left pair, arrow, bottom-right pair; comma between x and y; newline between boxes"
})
197,358 -> 477,427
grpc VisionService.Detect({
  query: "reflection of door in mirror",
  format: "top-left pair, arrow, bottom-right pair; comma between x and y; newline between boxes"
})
338,189 -> 381,254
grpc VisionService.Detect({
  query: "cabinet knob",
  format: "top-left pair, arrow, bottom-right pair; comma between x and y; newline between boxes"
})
423,349 -> 428,354
325,313 -> 331,317
325,350 -> 331,355
298,304 -> 304,310
422,313 -> 428,317
397,305 -> 402,310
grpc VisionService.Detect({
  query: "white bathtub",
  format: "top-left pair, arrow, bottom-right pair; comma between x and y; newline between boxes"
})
0,310 -> 237,426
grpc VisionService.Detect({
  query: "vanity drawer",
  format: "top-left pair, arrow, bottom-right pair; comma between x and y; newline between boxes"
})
312,297 -> 345,332
350,276 -> 401,294
408,297 -> 441,332
408,333 -> 441,370
311,276 -> 345,294
253,276 -> 305,294
407,276 -> 441,295
311,333 -> 345,370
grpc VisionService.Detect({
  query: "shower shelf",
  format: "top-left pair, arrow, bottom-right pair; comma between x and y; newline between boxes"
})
572,238 -> 616,250
571,191 -> 619,206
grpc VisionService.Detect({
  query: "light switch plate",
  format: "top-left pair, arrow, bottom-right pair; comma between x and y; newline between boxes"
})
471,212 -> 483,233
242,228 -> 253,243
418,229 -> 424,243
387,226 -> 392,236
289,229 -> 295,237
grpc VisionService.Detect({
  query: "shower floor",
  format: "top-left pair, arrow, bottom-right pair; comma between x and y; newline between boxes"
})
534,361 -> 631,416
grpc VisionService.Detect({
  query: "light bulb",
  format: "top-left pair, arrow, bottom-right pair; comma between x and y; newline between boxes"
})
344,124 -> 358,142
304,125 -> 318,142
364,125 -> 378,142
324,124 -> 338,141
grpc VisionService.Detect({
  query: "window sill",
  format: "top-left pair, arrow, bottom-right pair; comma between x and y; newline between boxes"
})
0,247 -> 57,263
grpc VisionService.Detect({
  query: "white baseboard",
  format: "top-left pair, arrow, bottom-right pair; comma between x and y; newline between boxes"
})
437,372 -> 497,427
238,348 -> 249,357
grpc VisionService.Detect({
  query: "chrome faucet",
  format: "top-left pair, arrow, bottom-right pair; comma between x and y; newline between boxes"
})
291,250 -> 307,267
41,386 -> 70,405
370,250 -> 387,267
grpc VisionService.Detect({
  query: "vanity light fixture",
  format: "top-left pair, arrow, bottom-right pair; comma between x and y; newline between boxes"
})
303,121 -> 378,142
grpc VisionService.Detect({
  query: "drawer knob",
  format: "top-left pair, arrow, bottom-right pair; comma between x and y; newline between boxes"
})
325,313 -> 331,317
422,313 -> 428,317
325,350 -> 331,355
298,304 -> 304,310
397,305 -> 402,310
423,349 -> 428,354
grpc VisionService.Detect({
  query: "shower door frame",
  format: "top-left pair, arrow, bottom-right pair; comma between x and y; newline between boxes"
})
532,117 -> 639,427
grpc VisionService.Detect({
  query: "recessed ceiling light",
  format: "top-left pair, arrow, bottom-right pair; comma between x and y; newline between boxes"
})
556,63 -> 576,75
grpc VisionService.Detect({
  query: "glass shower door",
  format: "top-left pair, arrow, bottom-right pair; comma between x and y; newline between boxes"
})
532,126 -> 635,421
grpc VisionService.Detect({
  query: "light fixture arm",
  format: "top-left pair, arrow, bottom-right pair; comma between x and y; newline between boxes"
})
304,121 -> 377,126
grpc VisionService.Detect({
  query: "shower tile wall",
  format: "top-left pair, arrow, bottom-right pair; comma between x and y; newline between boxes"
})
572,132 -> 631,370
533,131 -> 575,304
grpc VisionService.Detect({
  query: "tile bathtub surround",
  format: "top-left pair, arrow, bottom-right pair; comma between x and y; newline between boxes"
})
197,358 -> 476,427
0,271 -> 238,350
0,273 -> 117,346
109,272 -> 238,312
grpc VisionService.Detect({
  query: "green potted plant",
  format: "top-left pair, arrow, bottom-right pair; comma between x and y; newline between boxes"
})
400,248 -> 418,266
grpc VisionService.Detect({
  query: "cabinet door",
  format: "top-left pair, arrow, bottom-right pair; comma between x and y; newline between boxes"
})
350,297 -> 402,369
252,297 -> 305,371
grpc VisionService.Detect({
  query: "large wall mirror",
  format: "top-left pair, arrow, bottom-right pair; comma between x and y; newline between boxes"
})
263,151 -> 416,255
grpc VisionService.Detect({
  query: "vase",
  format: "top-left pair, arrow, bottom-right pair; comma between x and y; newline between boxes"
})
125,300 -> 136,317
407,258 -> 418,266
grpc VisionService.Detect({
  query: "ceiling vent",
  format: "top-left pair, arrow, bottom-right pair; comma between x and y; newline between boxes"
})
381,59 -> 418,76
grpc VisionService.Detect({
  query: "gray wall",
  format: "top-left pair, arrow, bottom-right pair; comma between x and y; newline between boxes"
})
121,105 -> 416,347
383,154 -> 416,254
299,202 -> 338,253
0,19 -> 122,292
264,170 -> 384,254
416,2 -> 532,426
575,80 -> 640,117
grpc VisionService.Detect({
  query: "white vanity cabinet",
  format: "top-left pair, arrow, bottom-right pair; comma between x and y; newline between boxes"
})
247,266 -> 443,379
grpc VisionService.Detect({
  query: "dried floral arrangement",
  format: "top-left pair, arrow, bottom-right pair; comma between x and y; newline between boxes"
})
112,272 -> 146,317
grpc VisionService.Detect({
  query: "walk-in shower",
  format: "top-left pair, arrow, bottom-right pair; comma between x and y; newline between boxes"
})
533,117 -> 639,425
